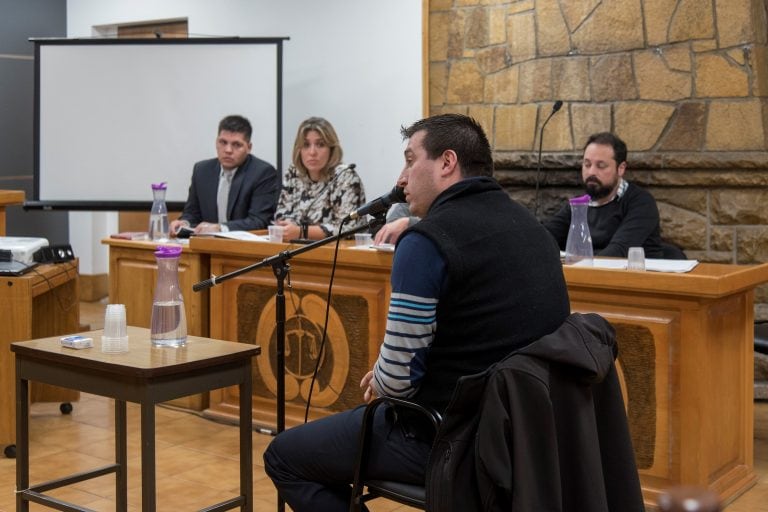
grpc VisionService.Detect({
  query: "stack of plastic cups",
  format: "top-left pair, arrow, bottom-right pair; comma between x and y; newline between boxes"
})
102,304 -> 129,353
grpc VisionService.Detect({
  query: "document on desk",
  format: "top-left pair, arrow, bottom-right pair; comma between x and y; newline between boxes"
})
193,231 -> 269,242
571,258 -> 700,273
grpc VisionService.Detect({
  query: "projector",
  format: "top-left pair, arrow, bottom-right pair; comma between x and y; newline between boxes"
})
0,237 -> 49,264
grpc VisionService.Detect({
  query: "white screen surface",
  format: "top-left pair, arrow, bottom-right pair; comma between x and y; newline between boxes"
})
36,39 -> 281,206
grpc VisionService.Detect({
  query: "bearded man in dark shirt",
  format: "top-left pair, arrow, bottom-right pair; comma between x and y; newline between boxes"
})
544,132 -> 664,258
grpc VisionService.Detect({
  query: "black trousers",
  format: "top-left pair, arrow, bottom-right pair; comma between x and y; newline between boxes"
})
263,403 -> 432,512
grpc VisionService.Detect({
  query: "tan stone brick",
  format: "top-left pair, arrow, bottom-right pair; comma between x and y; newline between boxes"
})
468,105 -> 495,139
446,60 -> 485,104
657,203 -> 707,251
590,54 -> 638,101
429,11 -> 452,62
507,11 -> 536,62
466,7 -> 489,48
705,100 -> 766,150
728,48 -> 747,66
571,104 -> 612,147
429,62 -> 449,107
519,59 -> 553,102
572,0 -> 644,53
669,0 -> 715,43
712,189 -> 768,224
751,45 -> 768,97
635,50 -> 692,101
659,102 -> 706,151
645,0 -> 677,46
615,102 -> 675,151
552,57 -> 590,101
537,0 -> 570,57
695,53 -> 749,98
736,227 -> 768,263
495,104 -> 538,150
651,188 -> 708,215
484,65 -> 519,103
692,40 -> 717,52
489,7 -> 507,45
715,0 -> 754,47
711,226 -> 734,252
540,105 -> 573,151
508,0 -> 535,15
476,45 -> 510,73
561,0 -> 599,33
663,44 -> 692,72
448,10 -> 467,60
430,0 -> 454,11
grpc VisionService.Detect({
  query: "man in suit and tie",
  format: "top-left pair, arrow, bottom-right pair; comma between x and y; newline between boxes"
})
170,115 -> 279,235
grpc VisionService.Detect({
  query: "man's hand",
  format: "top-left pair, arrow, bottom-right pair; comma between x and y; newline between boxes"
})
360,370 -> 377,403
374,217 -> 410,245
169,219 -> 190,237
195,222 -> 221,234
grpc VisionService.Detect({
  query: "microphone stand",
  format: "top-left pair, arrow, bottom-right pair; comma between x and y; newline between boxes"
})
192,216 -> 384,512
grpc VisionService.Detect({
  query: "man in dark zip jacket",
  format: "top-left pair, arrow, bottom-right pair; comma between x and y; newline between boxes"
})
264,113 -> 571,512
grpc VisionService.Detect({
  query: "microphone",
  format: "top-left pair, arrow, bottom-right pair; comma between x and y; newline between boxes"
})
345,186 -> 406,221
533,100 -> 563,219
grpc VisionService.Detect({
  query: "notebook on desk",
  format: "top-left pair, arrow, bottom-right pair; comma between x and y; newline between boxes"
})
0,260 -> 38,276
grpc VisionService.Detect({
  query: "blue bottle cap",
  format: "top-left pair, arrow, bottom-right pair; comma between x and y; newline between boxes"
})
151,182 -> 167,190
155,245 -> 182,258
569,194 -> 591,205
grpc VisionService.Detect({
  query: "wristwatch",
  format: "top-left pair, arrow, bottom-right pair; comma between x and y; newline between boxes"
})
300,222 -> 309,239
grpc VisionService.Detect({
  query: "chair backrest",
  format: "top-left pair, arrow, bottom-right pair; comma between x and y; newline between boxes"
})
349,396 -> 442,512
660,241 -> 687,260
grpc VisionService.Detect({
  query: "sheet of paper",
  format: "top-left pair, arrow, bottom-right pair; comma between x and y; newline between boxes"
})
569,257 -> 700,273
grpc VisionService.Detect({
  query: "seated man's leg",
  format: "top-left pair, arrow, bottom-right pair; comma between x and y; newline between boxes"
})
263,404 -> 432,512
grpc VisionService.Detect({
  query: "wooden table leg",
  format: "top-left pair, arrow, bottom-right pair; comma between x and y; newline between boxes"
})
240,365 -> 253,512
141,401 -> 156,511
116,400 -> 128,512
15,374 -> 29,512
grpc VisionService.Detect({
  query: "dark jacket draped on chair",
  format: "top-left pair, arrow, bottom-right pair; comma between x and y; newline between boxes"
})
426,313 -> 644,512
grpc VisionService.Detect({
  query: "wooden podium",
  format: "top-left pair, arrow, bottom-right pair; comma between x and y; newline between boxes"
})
0,260 -> 81,454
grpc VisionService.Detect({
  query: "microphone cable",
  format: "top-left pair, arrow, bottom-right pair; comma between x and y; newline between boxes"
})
302,215 -> 351,423
533,100 -> 563,219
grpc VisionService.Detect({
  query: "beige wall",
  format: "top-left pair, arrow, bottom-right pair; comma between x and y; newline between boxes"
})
428,0 -> 768,318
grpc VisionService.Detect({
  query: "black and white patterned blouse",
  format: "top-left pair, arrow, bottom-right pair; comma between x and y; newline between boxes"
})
275,163 -> 367,236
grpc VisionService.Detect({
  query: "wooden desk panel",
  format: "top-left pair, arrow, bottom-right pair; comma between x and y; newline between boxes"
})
103,239 -> 210,410
0,189 -> 25,237
190,237 -> 392,428
564,263 -> 767,507
1,261 -> 81,449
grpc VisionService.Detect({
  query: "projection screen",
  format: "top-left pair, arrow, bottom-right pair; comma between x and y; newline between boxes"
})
31,37 -> 286,210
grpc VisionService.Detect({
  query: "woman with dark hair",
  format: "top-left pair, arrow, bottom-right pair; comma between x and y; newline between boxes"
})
274,117 -> 366,240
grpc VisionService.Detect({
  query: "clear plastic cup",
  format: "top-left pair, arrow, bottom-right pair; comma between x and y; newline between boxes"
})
355,233 -> 373,247
102,304 -> 129,353
627,247 -> 646,272
268,225 -> 284,243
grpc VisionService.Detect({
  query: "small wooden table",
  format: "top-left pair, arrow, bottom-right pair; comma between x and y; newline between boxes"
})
12,326 -> 260,512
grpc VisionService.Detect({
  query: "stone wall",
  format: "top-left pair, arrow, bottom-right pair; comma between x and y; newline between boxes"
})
428,0 -> 768,318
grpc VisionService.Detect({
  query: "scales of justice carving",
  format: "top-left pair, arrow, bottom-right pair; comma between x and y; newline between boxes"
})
248,289 -> 366,410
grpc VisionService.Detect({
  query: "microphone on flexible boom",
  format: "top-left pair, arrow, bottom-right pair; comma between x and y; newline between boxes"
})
345,186 -> 406,221
533,100 -> 563,219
